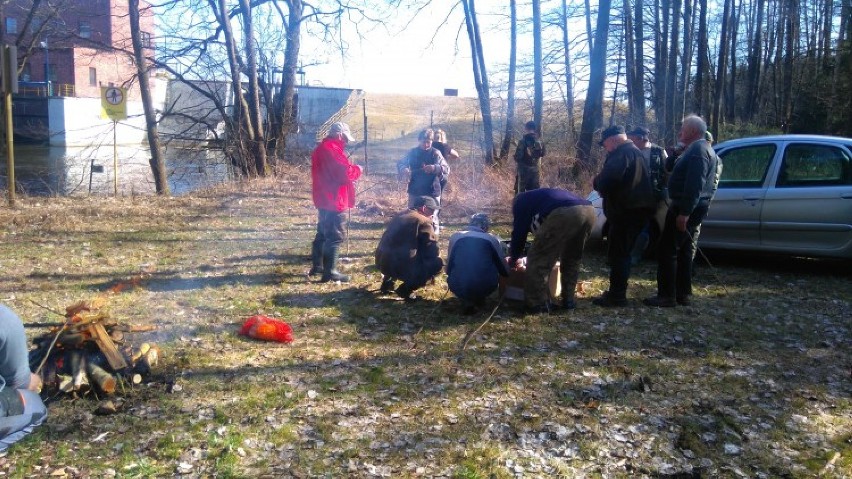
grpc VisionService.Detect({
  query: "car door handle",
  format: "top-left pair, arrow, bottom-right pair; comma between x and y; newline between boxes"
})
742,197 -> 761,202
842,194 -> 852,199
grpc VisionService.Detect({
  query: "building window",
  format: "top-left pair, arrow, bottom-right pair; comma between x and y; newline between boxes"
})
20,63 -> 30,82
5,17 -> 17,34
141,31 -> 153,49
79,21 -> 91,39
89,67 -> 97,86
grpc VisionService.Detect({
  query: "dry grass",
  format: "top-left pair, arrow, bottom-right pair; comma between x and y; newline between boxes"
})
0,171 -> 850,478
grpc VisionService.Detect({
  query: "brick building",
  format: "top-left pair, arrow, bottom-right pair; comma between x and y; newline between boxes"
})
1,0 -> 154,99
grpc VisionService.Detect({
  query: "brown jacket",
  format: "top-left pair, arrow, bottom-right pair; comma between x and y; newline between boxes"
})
375,209 -> 442,282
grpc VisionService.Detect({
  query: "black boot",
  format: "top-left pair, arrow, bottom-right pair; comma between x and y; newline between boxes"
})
320,246 -> 350,283
308,241 -> 323,276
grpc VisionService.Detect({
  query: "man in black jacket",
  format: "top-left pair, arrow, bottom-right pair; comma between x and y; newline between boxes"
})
644,115 -> 722,307
513,121 -> 546,194
592,125 -> 656,307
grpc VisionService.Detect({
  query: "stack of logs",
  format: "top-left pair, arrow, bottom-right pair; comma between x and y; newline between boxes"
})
29,301 -> 160,396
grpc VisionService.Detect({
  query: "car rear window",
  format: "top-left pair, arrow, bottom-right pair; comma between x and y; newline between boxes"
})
776,143 -> 852,187
717,144 -> 776,188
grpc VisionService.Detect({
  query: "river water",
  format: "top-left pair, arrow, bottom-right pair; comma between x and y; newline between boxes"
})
0,143 -> 233,197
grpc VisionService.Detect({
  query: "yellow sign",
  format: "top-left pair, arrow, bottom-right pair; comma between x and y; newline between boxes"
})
100,86 -> 127,120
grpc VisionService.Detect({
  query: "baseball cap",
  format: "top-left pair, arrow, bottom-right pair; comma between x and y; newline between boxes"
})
627,126 -> 650,137
330,122 -> 356,142
598,125 -> 625,146
469,213 -> 490,231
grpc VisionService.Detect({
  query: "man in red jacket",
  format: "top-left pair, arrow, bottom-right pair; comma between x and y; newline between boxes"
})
310,122 -> 363,283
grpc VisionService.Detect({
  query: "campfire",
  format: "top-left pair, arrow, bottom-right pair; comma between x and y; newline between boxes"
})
29,299 -> 160,397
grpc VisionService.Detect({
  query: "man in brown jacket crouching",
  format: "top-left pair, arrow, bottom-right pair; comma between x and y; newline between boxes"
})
375,196 -> 444,302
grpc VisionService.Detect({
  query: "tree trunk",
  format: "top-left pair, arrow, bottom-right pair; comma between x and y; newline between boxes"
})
653,0 -> 670,125
577,0 -> 611,169
678,0 -> 694,119
462,0 -> 495,164
711,0 -> 731,137
533,0 -> 543,131
499,0 -> 517,161
238,0 -> 268,175
664,0 -> 681,143
128,0 -> 169,195
633,0 -> 646,123
781,0 -> 799,132
624,0 -> 638,125
214,0 -> 257,176
561,0 -> 576,137
694,0 -> 708,117
272,0 -> 303,161
725,0 -> 741,122
745,0 -> 764,119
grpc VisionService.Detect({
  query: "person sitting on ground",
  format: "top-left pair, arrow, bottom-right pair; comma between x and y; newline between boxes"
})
0,304 -> 48,452
396,128 -> 449,235
375,196 -> 444,302
507,188 -> 596,314
446,213 -> 509,314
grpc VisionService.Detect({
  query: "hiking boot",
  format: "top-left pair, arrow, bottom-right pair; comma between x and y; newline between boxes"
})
395,284 -> 418,303
676,296 -> 692,306
320,246 -> 349,283
562,298 -> 577,310
642,296 -> 676,308
379,277 -> 396,294
592,292 -> 628,307
320,271 -> 350,283
309,242 -> 323,276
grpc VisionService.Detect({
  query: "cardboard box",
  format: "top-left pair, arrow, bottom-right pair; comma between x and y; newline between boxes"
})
500,260 -> 561,301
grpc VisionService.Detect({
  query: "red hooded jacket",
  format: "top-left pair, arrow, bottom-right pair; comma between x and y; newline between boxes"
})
311,137 -> 362,212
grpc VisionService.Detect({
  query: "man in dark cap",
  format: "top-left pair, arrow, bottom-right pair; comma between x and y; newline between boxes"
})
626,126 -> 669,264
310,122 -> 362,283
446,213 -> 510,314
375,196 -> 444,302
592,125 -> 656,307
508,188 -> 596,314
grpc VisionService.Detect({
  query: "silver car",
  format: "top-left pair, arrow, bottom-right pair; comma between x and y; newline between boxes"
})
587,135 -> 852,259
700,134 -> 852,259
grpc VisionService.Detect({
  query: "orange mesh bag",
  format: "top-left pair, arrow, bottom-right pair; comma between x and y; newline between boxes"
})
239,315 -> 294,343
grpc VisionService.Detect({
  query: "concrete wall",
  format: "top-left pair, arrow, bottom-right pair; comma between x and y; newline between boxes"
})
48,97 -> 148,146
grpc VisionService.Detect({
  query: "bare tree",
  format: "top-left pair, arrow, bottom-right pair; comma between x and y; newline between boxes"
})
129,0 -> 169,194
710,0 -> 731,137
577,0 -> 611,169
462,0 -> 496,164
560,0 -> 577,136
499,0 -> 518,161
532,0 -> 543,130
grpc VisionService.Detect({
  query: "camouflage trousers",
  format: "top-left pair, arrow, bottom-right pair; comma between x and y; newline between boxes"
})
524,205 -> 596,308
